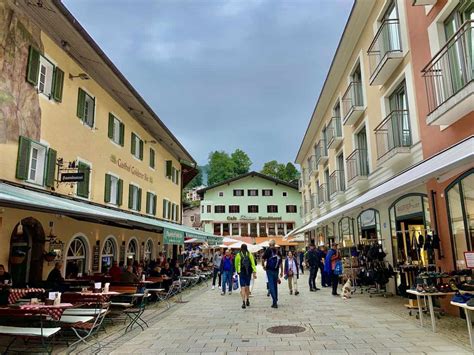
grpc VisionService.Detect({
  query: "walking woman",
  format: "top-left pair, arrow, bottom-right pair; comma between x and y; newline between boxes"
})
284,251 -> 299,295
234,244 -> 257,309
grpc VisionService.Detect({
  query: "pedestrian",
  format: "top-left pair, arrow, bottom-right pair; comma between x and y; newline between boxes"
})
319,245 -> 330,287
298,250 -> 305,274
212,248 -> 222,290
220,249 -> 234,295
324,243 -> 341,296
262,240 -> 283,308
305,244 -> 320,292
234,244 -> 257,309
284,251 -> 299,295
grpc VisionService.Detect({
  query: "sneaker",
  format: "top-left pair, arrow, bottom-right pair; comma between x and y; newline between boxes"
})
267,292 -> 270,297
229,291 -> 232,295
221,292 -> 225,296
242,302 -> 246,309
246,299 -> 250,307
212,286 -> 215,290
295,291 -> 299,296
271,304 -> 278,309
218,286 -> 221,290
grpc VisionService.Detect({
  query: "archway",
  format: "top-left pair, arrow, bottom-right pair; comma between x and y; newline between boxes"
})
144,239 -> 153,263
101,236 -> 118,273
65,236 -> 89,278
126,238 -> 138,265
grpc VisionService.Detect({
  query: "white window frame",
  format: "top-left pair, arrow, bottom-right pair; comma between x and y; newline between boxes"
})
83,91 -> 95,128
130,183 -> 140,211
149,147 -> 156,170
132,133 -> 142,160
147,191 -> 156,215
37,56 -> 54,98
108,173 -> 119,206
111,114 -> 122,145
27,141 -> 47,186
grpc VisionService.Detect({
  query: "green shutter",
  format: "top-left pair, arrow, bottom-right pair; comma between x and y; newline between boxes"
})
16,136 -> 31,180
131,133 -> 136,155
176,170 -> 180,185
52,67 -> 64,102
119,122 -> 125,146
26,46 -> 40,86
149,148 -> 155,169
176,204 -> 180,222
44,148 -> 57,187
117,179 -> 123,206
76,88 -> 86,120
153,194 -> 157,215
104,174 -> 111,203
167,201 -> 172,220
77,162 -> 90,198
128,184 -> 134,209
166,160 -> 172,178
108,114 -> 114,139
162,199 -> 167,218
139,140 -> 144,160
146,192 -> 151,214
137,188 -> 142,211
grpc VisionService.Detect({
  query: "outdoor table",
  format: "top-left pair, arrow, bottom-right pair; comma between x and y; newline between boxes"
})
406,289 -> 455,332
18,302 -> 74,321
8,288 -> 45,304
450,301 -> 474,350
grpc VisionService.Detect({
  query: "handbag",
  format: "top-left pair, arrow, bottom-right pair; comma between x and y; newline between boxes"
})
334,260 -> 343,276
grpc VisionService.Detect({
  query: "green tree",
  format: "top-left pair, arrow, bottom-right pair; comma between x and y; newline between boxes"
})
187,166 -> 203,189
231,149 -> 252,175
207,151 -> 236,185
284,162 -> 300,181
260,160 -> 300,182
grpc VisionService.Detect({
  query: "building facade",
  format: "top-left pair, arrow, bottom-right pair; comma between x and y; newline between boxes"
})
185,185 -> 206,202
294,0 -> 473,297
0,0 -> 217,286
182,205 -> 202,231
198,172 -> 302,237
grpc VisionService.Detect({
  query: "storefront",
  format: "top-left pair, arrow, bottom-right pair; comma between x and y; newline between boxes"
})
357,208 -> 381,241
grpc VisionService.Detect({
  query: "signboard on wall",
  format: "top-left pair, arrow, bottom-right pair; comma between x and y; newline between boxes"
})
92,245 -> 100,272
164,228 -> 184,245
464,252 -> 474,269
395,196 -> 423,218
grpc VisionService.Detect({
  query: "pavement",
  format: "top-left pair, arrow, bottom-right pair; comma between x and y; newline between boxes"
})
88,266 -> 473,355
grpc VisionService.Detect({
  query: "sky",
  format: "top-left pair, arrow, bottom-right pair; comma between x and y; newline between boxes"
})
63,0 -> 353,169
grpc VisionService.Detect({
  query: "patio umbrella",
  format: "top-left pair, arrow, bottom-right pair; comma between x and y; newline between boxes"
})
257,240 -> 280,248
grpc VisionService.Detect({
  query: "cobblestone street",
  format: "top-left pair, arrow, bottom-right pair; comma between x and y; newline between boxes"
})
93,267 -> 472,355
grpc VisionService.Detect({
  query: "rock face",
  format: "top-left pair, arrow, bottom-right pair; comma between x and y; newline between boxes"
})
0,2 -> 42,144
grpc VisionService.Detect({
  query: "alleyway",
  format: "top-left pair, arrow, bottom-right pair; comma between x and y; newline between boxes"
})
92,266 -> 472,355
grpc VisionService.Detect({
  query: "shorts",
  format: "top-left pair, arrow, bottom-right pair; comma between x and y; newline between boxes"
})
239,273 -> 251,287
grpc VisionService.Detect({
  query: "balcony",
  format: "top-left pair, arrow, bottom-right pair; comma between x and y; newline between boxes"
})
423,20 -> 474,126
342,82 -> 364,125
346,149 -> 369,186
308,155 -> 317,177
327,117 -> 343,149
318,184 -> 329,206
315,139 -> 329,165
412,0 -> 437,5
375,109 -> 412,165
329,170 -> 346,198
368,19 -> 403,86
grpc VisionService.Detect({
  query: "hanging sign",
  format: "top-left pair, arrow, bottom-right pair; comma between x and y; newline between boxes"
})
464,252 -> 474,269
163,228 -> 184,245
60,172 -> 85,182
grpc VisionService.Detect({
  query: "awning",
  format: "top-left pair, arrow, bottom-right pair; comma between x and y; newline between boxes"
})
0,181 -> 220,245
300,136 -> 474,234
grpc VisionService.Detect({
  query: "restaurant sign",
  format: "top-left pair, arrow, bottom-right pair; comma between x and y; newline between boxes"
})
60,172 -> 85,182
186,232 -> 207,242
110,154 -> 154,183
207,235 -> 222,246
164,228 -> 184,245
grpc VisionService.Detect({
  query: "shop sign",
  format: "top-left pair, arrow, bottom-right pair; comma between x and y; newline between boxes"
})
186,232 -> 206,242
259,216 -> 282,221
110,154 -> 154,183
395,196 -> 423,217
240,215 -> 256,221
227,216 -> 237,221
60,172 -> 85,182
207,235 -> 222,246
164,228 -> 184,245
360,210 -> 376,227
464,252 -> 474,269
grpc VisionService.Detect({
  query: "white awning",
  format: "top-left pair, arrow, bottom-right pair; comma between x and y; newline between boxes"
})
300,136 -> 474,234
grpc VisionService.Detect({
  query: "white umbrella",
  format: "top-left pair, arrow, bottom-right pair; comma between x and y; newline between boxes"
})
257,240 -> 280,248
184,238 -> 198,244
227,242 -> 262,253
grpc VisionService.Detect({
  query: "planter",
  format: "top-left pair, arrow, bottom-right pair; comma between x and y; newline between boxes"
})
44,254 -> 56,262
10,255 -> 25,265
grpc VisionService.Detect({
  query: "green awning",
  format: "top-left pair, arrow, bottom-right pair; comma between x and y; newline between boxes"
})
163,228 -> 185,245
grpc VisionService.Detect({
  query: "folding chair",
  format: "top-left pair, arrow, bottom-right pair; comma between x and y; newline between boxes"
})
124,290 -> 149,332
156,282 -> 180,309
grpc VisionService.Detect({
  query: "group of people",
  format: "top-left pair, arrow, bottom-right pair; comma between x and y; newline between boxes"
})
211,241 -> 343,309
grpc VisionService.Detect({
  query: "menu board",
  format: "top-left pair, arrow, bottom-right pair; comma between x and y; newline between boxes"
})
464,252 -> 474,269
92,245 -> 100,272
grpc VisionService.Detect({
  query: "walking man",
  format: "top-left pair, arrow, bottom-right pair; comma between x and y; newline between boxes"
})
262,240 -> 283,308
220,249 -> 234,295
284,251 -> 299,295
298,250 -> 305,274
234,244 -> 257,309
212,248 -> 222,290
306,244 -> 320,292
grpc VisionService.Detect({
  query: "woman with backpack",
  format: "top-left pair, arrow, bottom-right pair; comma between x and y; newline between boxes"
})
324,243 -> 342,296
284,251 -> 299,295
234,244 -> 257,309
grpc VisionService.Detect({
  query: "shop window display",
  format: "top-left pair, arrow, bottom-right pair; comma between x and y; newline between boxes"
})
338,217 -> 355,247
357,209 -> 381,241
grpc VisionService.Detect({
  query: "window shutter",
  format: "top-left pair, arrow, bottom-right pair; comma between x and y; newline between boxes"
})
44,148 -> 57,187
131,133 -> 136,155
76,88 -> 86,120
166,160 -> 172,178
52,67 -> 64,102
26,46 -> 40,86
139,140 -> 144,160
128,184 -> 134,209
16,136 -> 31,180
149,149 -> 155,169
137,188 -> 142,211
162,199 -> 167,218
77,162 -> 90,198
108,114 -> 114,139
117,179 -> 123,206
146,192 -> 151,214
153,195 -> 157,215
167,201 -> 172,220
175,205 -> 180,221
104,174 -> 111,203
119,122 -> 125,146
176,170 -> 180,185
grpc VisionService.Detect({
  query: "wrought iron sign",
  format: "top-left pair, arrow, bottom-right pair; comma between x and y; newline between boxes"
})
55,158 -> 89,187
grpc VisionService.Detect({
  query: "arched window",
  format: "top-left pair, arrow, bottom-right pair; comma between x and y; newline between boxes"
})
144,239 -> 153,262
357,209 -> 381,241
101,237 -> 117,272
126,239 -> 138,264
66,237 -> 88,276
338,217 -> 355,247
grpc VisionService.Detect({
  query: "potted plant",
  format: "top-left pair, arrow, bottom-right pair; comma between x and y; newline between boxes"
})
43,251 -> 57,262
10,249 -> 26,264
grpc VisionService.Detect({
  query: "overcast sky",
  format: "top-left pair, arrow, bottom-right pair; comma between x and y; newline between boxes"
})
63,0 -> 353,169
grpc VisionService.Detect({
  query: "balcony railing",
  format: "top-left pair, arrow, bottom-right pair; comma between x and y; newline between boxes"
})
329,170 -> 346,196
318,184 -> 328,205
342,82 -> 364,125
368,19 -> 402,85
327,116 -> 343,148
315,139 -> 328,164
346,149 -> 369,184
375,109 -> 412,160
422,20 -> 473,116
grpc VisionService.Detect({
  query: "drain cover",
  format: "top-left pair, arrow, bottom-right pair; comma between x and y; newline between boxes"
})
266,325 -> 306,334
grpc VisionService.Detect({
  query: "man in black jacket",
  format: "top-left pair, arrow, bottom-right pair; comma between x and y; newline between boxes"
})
305,244 -> 320,292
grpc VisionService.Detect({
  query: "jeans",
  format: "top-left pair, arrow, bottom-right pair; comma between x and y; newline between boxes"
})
331,271 -> 339,295
299,260 -> 304,274
212,267 -> 221,287
321,266 -> 329,287
222,270 -> 232,293
266,269 -> 279,305
309,266 -> 318,290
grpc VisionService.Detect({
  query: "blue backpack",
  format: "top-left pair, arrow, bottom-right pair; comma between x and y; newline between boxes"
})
334,260 -> 343,276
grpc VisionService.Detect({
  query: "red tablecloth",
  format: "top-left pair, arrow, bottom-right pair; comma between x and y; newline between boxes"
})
20,303 -> 73,321
8,288 -> 45,304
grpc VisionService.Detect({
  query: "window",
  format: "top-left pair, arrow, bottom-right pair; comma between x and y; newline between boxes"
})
66,237 -> 88,275
231,223 -> 239,236
214,224 -> 221,235
128,184 -> 142,211
77,162 -> 91,198
108,114 -> 124,146
27,142 -> 47,185
233,189 -> 244,196
165,161 -> 180,185
206,205 -> 211,213
229,205 -> 240,213
283,192 -> 287,197
248,189 -> 258,196
173,168 -> 180,185
190,215 -> 195,222
267,205 -> 278,213
131,133 -> 144,160
250,223 -> 257,237
277,223 -> 285,235
201,205 -> 204,214
76,88 -> 95,128
286,223 -> 294,232
144,239 -> 153,262
219,191 -> 224,197
149,148 -> 156,169
163,199 -> 170,219
268,223 -> 276,236
146,192 -> 157,215
101,238 -> 116,272
241,223 -> 249,237
215,205 -> 225,213
38,56 -> 54,97
286,205 -> 297,213
126,239 -> 138,263
262,189 -> 273,196
105,174 -> 123,206
259,223 -> 267,237
248,205 -> 259,213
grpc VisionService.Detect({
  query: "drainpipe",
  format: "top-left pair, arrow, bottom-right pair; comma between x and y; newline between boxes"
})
430,190 -> 443,259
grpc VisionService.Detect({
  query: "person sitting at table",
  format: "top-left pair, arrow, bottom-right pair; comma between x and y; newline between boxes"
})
120,265 -> 139,283
47,262 -> 65,291
160,262 -> 174,291
135,265 -> 144,280
150,264 -> 161,277
108,261 -> 122,282
0,265 -> 12,285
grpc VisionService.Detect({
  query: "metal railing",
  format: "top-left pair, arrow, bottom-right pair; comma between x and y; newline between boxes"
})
315,139 -> 328,164
422,20 -> 473,114
342,82 -> 364,119
368,19 -> 402,78
318,184 -> 328,205
346,149 -> 369,183
374,109 -> 412,160
327,116 -> 343,147
329,170 -> 346,196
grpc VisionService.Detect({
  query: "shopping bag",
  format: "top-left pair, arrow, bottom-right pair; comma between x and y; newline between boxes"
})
232,275 -> 239,290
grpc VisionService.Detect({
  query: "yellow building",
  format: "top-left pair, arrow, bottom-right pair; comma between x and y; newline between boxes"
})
0,0 -> 217,286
